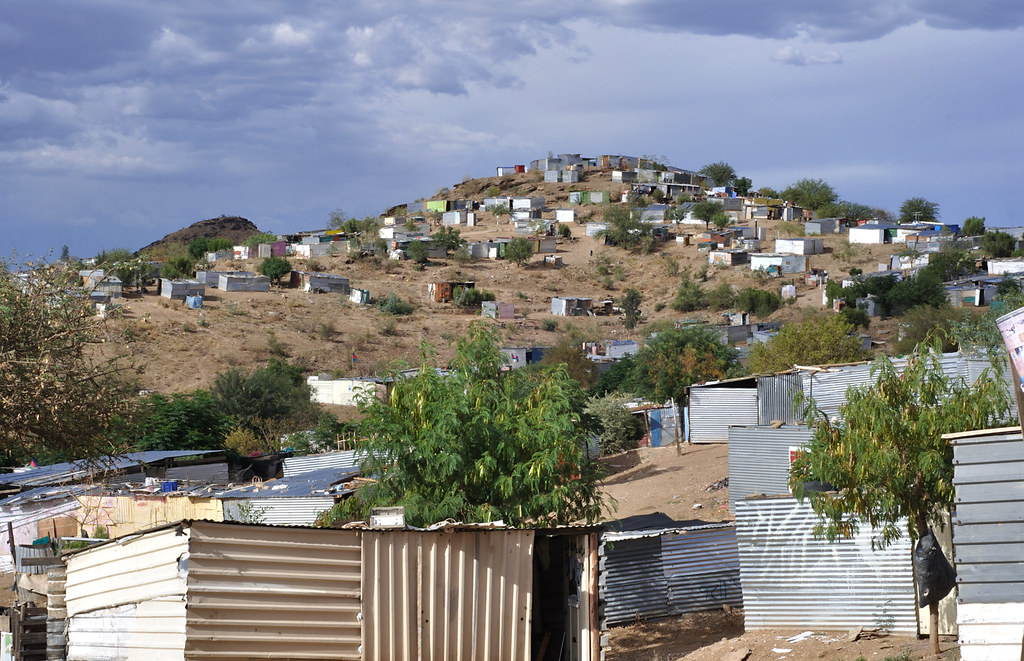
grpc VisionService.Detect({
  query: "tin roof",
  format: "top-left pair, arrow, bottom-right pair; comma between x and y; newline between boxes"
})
0,450 -> 221,487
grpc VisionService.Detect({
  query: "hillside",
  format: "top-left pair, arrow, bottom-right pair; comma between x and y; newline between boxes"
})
137,215 -> 262,255
108,170 -> 905,396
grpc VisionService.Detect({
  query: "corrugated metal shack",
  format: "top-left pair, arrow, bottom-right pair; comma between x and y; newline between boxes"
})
735,496 -> 918,634
601,518 -> 741,626
949,426 -> 1024,661
218,273 -> 270,292
687,377 -> 758,443
159,279 -> 204,300
64,520 -> 603,661
217,466 -> 358,526
726,425 -> 813,511
291,271 -> 350,294
282,450 -> 364,478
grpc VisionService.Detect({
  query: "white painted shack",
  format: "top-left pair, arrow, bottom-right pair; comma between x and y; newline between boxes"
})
774,237 -> 824,255
306,375 -> 382,407
65,520 -> 602,661
160,279 -> 204,300
849,224 -> 894,244
749,253 -> 810,275
511,196 -> 544,210
987,258 -> 1024,276
555,208 -> 576,223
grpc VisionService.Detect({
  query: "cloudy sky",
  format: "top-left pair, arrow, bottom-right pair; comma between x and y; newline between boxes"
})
2,1 -> 1022,259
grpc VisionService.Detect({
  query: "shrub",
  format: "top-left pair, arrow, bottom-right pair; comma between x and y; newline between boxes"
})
671,277 -> 706,312
736,288 -> 782,317
454,287 -> 495,308
258,256 -> 292,284
557,224 -> 572,239
706,283 -> 735,310
376,292 -> 414,315
406,240 -> 429,264
840,307 -> 871,330
541,319 -> 558,332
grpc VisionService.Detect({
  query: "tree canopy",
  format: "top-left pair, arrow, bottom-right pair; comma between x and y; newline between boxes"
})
258,256 -> 292,284
781,178 -> 839,212
961,216 -> 985,236
505,237 -> 534,266
981,230 -> 1015,258
898,197 -> 940,224
0,260 -> 137,464
689,201 -> 723,230
598,205 -> 655,252
630,325 -> 743,405
698,161 -> 736,187
747,315 -> 870,374
322,324 -> 607,527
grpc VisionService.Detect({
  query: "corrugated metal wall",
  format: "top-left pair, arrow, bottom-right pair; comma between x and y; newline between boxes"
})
361,530 -> 535,661
688,387 -> 757,443
601,525 -> 742,627
735,497 -> 918,634
727,426 -> 813,511
222,497 -> 335,526
951,426 -> 1024,661
757,373 -> 804,425
282,451 -> 362,477
66,526 -> 191,660
184,521 -> 362,661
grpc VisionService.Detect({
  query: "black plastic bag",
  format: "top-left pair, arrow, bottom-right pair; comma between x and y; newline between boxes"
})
913,528 -> 956,607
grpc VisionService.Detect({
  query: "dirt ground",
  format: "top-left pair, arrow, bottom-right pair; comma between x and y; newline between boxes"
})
606,610 -> 949,661
600,444 -> 732,523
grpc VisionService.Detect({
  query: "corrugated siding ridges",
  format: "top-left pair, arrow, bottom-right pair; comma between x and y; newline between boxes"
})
735,497 -> 917,634
184,521 -> 362,661
951,427 -> 1024,661
689,387 -> 757,443
727,425 -> 812,511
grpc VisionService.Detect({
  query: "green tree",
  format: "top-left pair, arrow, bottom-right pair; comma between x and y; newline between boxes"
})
621,288 -> 642,329
212,358 -> 319,434
188,237 -> 210,260
244,232 -> 278,249
161,255 -> 194,280
131,391 -> 234,451
699,161 -> 736,187
747,315 -> 870,373
598,205 -> 653,251
690,201 -> 723,230
631,325 -> 743,406
706,283 -> 735,310
898,197 -> 940,224
981,230 -> 1015,258
505,237 -> 534,266
736,288 -> 782,317
60,245 -> 70,261
816,200 -> 876,222
258,256 -> 292,284
405,240 -> 429,264
732,177 -> 752,196
757,186 -> 781,198
0,260 -> 136,463
893,305 -> 963,355
540,339 -> 598,389
432,227 -> 465,255
321,324 -> 608,527
781,178 -> 839,212
671,276 -> 707,312
376,292 -> 415,315
711,212 -> 731,230
453,287 -> 495,308
961,216 -> 985,236
327,208 -> 348,230
585,393 -> 645,455
791,345 -> 1010,654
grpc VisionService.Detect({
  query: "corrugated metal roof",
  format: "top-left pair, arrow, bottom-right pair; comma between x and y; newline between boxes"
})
215,466 -> 357,499
282,451 -> 365,477
950,426 -> 1024,661
727,425 -> 813,511
0,450 -> 221,487
223,497 -> 336,527
735,496 -> 918,634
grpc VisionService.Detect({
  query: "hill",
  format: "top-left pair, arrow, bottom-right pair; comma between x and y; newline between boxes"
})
138,216 -> 262,255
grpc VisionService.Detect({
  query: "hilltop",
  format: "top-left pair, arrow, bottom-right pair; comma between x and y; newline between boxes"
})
138,216 -> 262,255
102,167 -> 905,396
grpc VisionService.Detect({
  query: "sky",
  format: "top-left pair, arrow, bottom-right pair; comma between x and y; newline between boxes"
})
2,1 -> 1023,259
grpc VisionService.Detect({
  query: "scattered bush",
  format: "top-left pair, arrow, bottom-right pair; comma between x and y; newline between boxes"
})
258,256 -> 292,284
454,287 -> 495,308
541,319 -> 558,332
736,288 -> 782,317
707,283 -> 735,310
376,292 -> 414,315
671,277 -> 706,312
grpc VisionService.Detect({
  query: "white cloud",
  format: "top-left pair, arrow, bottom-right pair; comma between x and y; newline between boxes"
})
773,45 -> 843,65
148,27 -> 220,65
